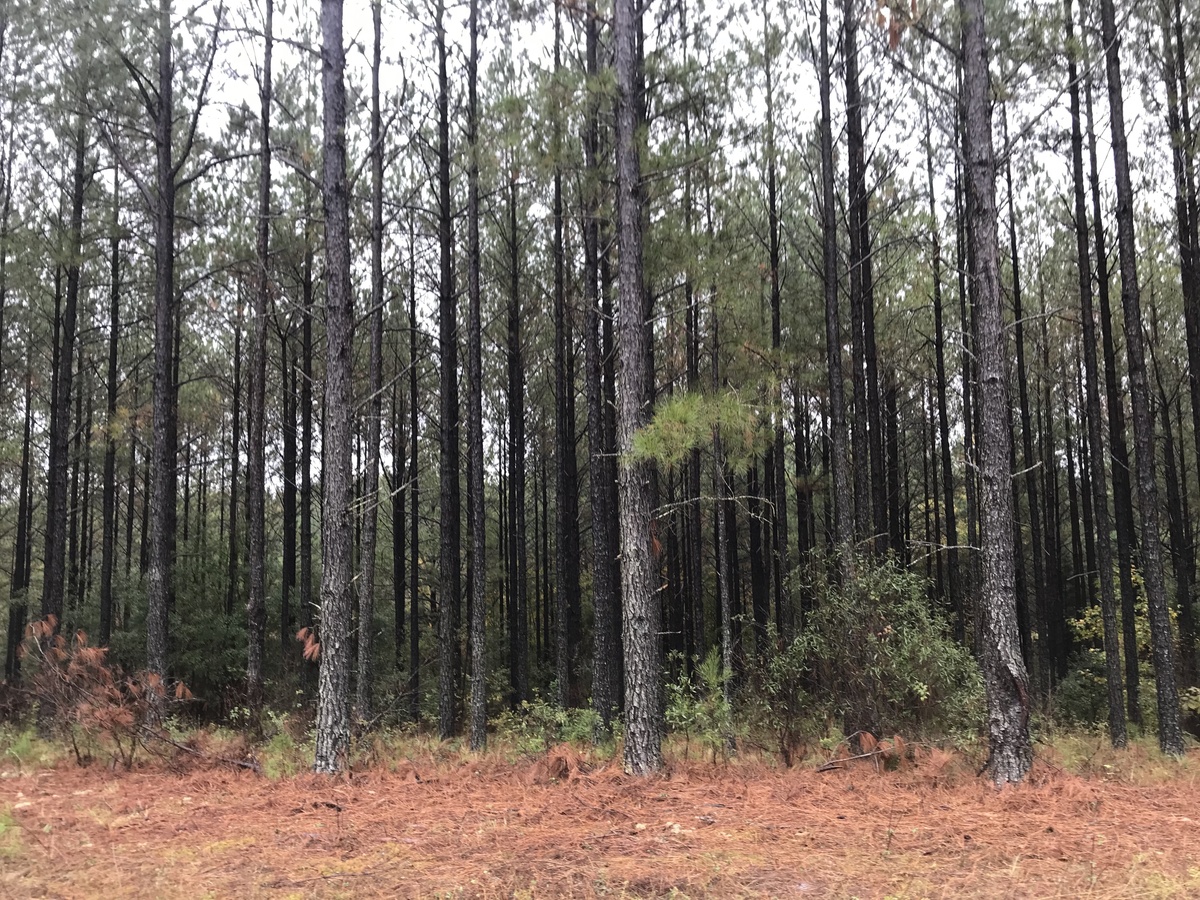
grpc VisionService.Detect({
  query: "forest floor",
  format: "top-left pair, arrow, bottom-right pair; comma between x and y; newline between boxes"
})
1,733 -> 1199,899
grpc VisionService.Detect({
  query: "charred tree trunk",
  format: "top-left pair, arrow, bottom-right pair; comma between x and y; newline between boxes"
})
1099,0 -> 1184,755
553,7 -> 580,708
960,0 -> 1032,784
466,0 -> 487,750
584,0 -> 618,735
227,309 -> 242,620
505,171 -> 529,708
42,123 -> 88,637
820,0 -> 852,575
99,168 -> 121,648
408,213 -> 421,722
246,0 -> 273,721
1085,66 -> 1142,727
5,364 -> 34,681
925,110 -> 962,639
762,6 -> 791,632
281,332 -> 297,657
356,0 -> 384,725
435,0 -> 462,740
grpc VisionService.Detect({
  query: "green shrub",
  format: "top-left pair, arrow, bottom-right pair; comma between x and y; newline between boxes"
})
493,694 -> 602,755
747,557 -> 982,751
665,648 -> 737,760
1054,649 -> 1158,731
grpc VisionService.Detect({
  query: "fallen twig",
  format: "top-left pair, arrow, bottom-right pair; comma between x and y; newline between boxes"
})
817,750 -> 883,772
264,871 -> 376,889
142,728 -> 263,774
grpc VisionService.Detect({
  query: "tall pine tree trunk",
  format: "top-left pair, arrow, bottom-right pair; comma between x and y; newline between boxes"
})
466,0 -> 487,750
1099,0 -> 1184,755
960,0 -> 1032,785
314,0 -> 355,773
615,0 -> 662,775
246,0 -> 272,722
819,0 -> 852,574
553,7 -> 580,707
1002,106 -> 1050,694
1085,66 -> 1141,726
584,0 -> 618,735
42,123 -> 88,638
408,213 -> 421,722
100,167 -> 121,648
5,362 -> 33,681
435,0 -> 462,739
925,118 -> 962,640
357,0 -> 385,725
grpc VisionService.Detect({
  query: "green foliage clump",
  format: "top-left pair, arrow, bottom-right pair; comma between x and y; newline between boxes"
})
749,558 -> 982,751
0,725 -> 59,772
493,694 -> 603,755
259,718 -> 311,779
632,388 -> 775,473
1055,585 -> 1171,731
665,648 -> 736,761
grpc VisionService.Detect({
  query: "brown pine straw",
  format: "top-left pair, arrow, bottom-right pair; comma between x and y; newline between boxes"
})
2,740 -> 1199,898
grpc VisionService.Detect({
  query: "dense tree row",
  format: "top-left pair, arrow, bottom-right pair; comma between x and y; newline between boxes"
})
1,0 -> 1198,784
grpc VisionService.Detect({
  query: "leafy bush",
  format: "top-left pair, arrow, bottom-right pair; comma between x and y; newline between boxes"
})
493,694 -> 603,755
665,648 -> 737,761
1056,588 -> 1169,732
747,558 -> 982,755
1054,649 -> 1158,731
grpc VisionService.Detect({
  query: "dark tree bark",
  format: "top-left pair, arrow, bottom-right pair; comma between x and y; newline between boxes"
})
125,370 -> 137,584
1152,345 -> 1195,685
955,158 -> 980,619
246,0 -> 273,722
391,355 -> 406,670
1084,67 -> 1141,726
748,462 -> 769,654
553,6 -> 580,708
408,212 -> 421,722
1002,106 -> 1050,693
1099,0 -> 1184,755
466,0 -> 487,751
143,0 -> 220,685
762,6 -> 791,632
300,197 -> 315,650
99,166 -> 121,648
678,0 -> 705,673
960,0 -> 1032,784
314,0 -> 354,774
505,170 -> 529,708
0,26 -> 11,386
1172,393 -> 1198,681
281,327 -> 297,656
41,123 -> 88,636
584,0 -> 618,735
615,0 -> 662,775
819,0 -> 853,574
1163,0 -> 1200,507
227,309 -> 242,618
357,0 -> 385,725
843,0 -> 871,550
5,363 -> 33,681
1063,380 -> 1086,619
925,108 -> 962,640
435,0 -> 462,740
